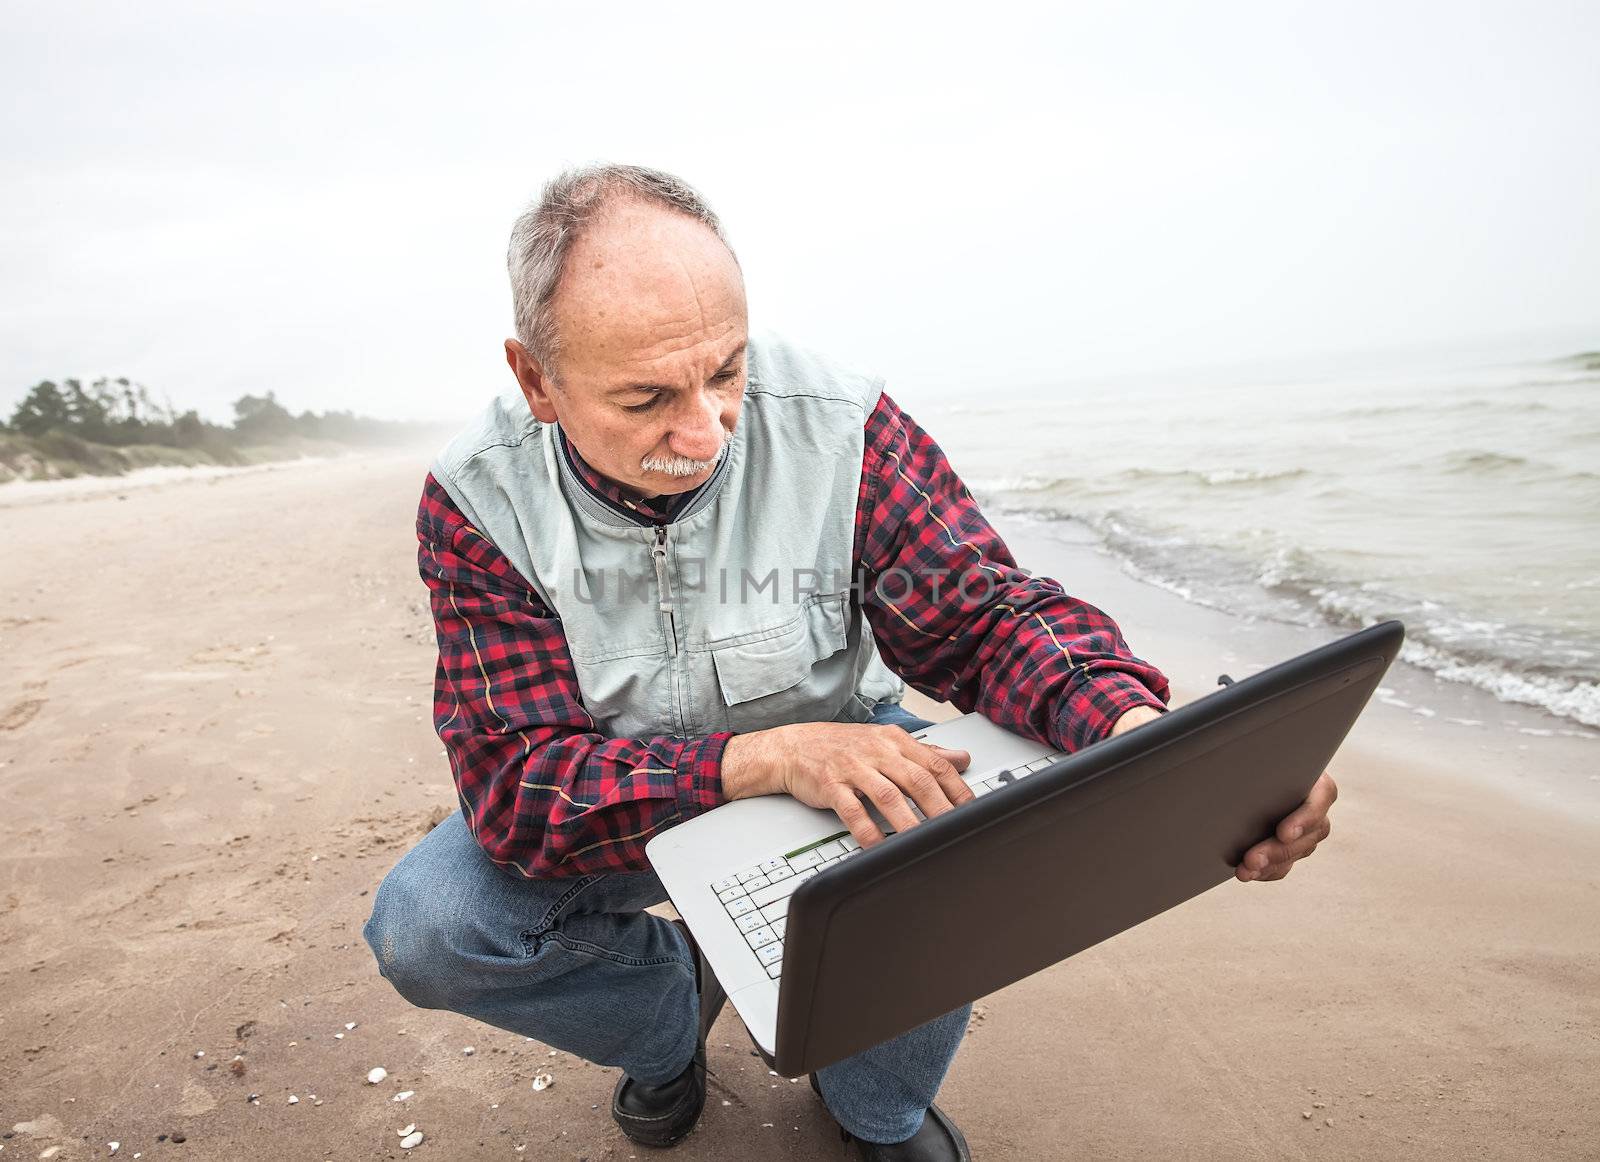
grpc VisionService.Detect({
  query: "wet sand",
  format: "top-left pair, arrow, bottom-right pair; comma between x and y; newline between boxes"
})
1,451 -> 1596,1159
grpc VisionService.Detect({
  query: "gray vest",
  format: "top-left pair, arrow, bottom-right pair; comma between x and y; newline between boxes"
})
431,333 -> 905,739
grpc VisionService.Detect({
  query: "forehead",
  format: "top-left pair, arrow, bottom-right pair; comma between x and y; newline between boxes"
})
552,200 -> 747,381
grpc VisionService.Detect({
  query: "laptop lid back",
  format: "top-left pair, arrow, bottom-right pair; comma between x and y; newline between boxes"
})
770,621 -> 1403,1077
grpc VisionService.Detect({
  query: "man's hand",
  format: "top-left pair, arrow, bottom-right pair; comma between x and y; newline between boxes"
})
1234,770 -> 1337,881
722,722 -> 974,849
1109,703 -> 1338,883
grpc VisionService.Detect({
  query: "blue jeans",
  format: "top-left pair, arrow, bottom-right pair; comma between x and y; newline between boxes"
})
362,701 -> 969,1144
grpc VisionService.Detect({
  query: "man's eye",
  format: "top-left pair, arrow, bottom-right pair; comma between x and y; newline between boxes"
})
623,396 -> 660,413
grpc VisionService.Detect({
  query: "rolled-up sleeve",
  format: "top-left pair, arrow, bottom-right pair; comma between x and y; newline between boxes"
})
854,393 -> 1170,751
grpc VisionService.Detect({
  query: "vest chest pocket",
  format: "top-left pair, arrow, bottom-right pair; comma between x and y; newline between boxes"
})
708,594 -> 852,732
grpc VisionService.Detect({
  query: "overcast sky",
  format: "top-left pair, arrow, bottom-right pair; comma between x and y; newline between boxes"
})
2,1 -> 1596,423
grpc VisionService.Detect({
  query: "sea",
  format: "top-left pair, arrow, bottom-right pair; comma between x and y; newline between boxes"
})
912,348 -> 1600,731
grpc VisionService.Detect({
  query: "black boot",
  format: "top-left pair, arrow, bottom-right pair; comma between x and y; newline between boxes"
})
610,919 -> 727,1148
809,1072 -> 972,1161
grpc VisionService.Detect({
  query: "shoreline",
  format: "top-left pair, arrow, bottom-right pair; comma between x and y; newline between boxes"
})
0,453 -> 342,508
0,429 -> 455,505
1,451 -> 1595,1159
975,496 -> 1600,738
995,511 -> 1600,821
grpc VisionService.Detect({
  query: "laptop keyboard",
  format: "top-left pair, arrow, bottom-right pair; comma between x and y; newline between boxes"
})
709,751 -> 1066,980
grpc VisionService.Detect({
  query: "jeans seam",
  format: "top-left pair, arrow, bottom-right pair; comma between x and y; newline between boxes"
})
516,872 -> 603,953
534,929 -> 697,975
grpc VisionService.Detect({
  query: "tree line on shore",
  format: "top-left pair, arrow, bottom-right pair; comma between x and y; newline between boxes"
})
2,377 -> 428,453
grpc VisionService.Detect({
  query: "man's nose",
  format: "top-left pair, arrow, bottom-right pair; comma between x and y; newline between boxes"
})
668,395 -> 726,461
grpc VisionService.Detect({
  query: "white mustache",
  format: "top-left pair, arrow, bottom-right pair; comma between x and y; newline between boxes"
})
641,431 -> 730,477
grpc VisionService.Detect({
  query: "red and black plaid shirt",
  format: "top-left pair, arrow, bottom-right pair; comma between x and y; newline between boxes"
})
419,391 -> 1170,878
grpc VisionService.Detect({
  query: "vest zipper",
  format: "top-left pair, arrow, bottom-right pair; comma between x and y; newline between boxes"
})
651,524 -> 678,657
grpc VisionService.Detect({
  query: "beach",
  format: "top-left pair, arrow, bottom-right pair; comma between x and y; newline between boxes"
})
1,449 -> 1597,1160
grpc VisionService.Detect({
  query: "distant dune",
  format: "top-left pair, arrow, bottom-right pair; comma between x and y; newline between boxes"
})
0,427 -> 455,486
0,430 -> 346,485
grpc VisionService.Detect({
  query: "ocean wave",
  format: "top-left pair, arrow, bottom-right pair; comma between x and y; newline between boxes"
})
969,465 -> 1308,497
1332,398 -> 1556,420
1127,466 -> 1310,487
1441,449 -> 1532,473
1050,510 -> 1600,730
1434,449 -> 1600,483
1398,640 -> 1600,729
967,474 -> 1060,494
1264,571 -> 1600,727
1555,351 -> 1600,371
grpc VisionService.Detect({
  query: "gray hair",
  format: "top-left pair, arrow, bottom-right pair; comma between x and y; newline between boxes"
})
507,163 -> 734,374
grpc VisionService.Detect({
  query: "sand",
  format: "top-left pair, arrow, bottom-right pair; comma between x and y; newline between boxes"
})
1,450 -> 1596,1160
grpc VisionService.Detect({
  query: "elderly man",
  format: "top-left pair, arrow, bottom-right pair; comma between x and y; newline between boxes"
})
362,164 -> 1337,1160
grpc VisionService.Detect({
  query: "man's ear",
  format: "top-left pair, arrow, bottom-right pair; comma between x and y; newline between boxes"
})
505,339 -> 559,424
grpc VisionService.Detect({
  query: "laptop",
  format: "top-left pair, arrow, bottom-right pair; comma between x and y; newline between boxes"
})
647,620 -> 1404,1077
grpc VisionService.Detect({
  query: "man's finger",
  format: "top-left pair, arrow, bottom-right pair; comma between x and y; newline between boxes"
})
831,789 -> 885,849
908,743 -> 974,807
1239,825 -> 1329,880
860,772 -> 922,836
1244,838 -> 1306,871
1241,831 -> 1319,874
940,767 -> 976,807
891,730 -> 971,768
925,743 -> 971,773
888,757 -> 959,819
1277,772 -> 1338,842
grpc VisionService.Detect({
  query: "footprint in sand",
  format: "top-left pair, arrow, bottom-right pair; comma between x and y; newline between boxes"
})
188,643 -> 272,670
0,698 -> 45,731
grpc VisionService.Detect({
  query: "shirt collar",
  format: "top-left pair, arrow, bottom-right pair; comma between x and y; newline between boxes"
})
558,428 -> 693,525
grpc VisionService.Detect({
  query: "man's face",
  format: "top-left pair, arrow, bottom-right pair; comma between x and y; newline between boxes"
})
505,199 -> 748,499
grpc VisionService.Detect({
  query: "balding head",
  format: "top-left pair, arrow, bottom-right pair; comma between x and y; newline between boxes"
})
502,166 -> 749,499
506,164 -> 740,377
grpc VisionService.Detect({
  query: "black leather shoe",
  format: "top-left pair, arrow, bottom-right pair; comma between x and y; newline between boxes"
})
610,919 -> 727,1148
809,1072 -> 972,1161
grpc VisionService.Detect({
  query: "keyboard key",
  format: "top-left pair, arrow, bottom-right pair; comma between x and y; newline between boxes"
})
766,963 -> 783,979
717,886 -> 746,904
746,874 -> 770,890
766,865 -> 794,882
760,898 -> 789,924
746,925 -> 776,949
757,942 -> 784,965
789,849 -> 826,871
839,835 -> 860,852
821,856 -> 840,868
749,868 -> 814,909
816,839 -> 847,860
760,857 -> 787,873
736,912 -> 765,933
737,867 -> 764,884
726,897 -> 757,919
772,918 -> 786,939
747,880 -> 792,909
712,876 -> 738,893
